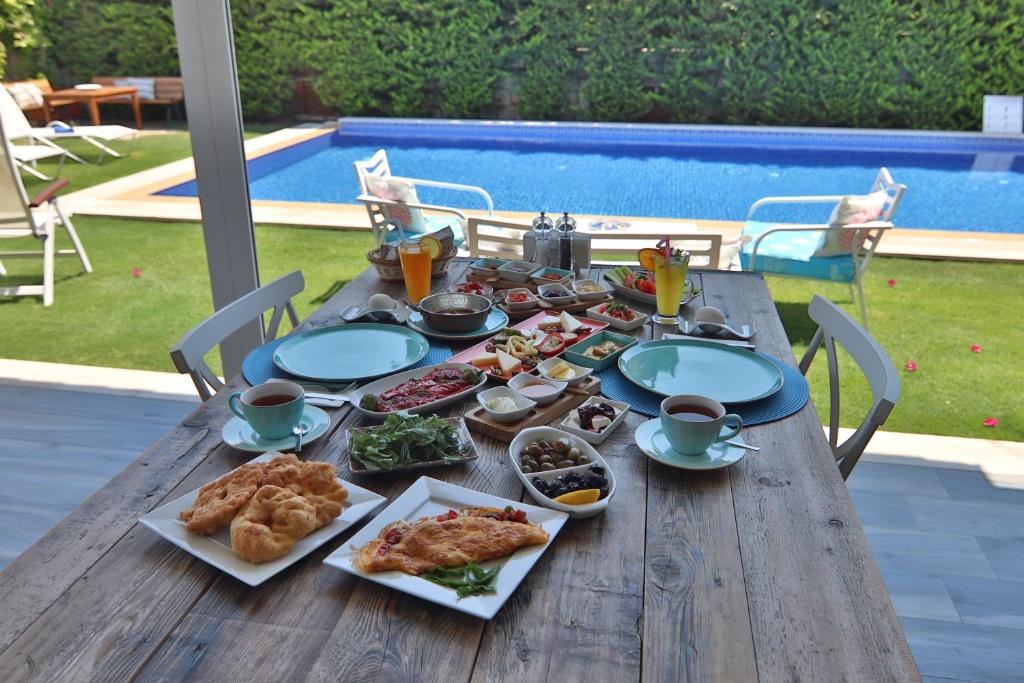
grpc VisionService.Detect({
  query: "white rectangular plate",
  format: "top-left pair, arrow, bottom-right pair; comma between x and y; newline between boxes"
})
322,477 -> 568,619
138,452 -> 386,586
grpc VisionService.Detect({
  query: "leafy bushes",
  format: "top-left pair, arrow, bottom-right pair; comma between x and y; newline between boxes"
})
6,0 -> 1024,129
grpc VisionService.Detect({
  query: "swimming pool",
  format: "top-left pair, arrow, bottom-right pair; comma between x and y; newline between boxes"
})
158,119 -> 1024,233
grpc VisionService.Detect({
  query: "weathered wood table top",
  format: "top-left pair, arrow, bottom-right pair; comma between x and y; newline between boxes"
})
0,261 -> 918,682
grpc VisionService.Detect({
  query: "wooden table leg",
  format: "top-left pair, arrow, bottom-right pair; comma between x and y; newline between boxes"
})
87,98 -> 101,126
131,92 -> 143,130
42,99 -> 53,123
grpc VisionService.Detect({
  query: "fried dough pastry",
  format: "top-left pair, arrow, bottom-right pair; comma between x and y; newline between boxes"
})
353,507 -> 548,575
230,485 -> 317,563
262,454 -> 347,528
179,462 -> 265,535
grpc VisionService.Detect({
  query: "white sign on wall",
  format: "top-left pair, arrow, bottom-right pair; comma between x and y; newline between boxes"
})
982,95 -> 1023,134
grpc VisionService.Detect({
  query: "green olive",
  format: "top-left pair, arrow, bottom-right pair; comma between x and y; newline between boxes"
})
526,458 -> 540,470
527,444 -> 544,458
540,462 -> 556,471
568,447 -> 582,461
520,465 -> 533,473
556,459 -> 575,469
539,454 -> 554,464
555,438 -> 571,454
576,454 -> 592,465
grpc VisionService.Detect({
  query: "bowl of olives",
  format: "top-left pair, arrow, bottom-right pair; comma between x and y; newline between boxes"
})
508,427 -> 615,518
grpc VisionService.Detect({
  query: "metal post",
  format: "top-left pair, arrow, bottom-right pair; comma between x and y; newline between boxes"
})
171,0 -> 260,379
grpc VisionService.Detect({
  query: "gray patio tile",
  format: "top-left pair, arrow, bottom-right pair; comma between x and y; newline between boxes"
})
920,677 -> 974,683
977,538 -> 1024,582
847,461 -> 951,499
943,575 -> 1024,630
908,495 -> 1024,540
865,529 -> 995,578
901,617 -> 1024,682
878,570 -> 960,622
935,468 -> 1024,506
849,489 -> 919,531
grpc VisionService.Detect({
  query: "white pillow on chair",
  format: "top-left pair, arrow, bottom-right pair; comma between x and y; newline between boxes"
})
365,175 -> 428,233
114,77 -> 156,100
814,190 -> 887,257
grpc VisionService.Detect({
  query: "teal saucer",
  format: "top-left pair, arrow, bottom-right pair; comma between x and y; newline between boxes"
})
222,405 -> 331,453
634,418 -> 747,471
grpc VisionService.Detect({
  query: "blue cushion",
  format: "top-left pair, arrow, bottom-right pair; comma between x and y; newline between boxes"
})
383,217 -> 465,247
740,221 -> 856,283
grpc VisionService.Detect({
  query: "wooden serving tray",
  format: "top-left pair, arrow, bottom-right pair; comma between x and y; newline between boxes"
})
498,293 -> 613,321
467,273 -> 543,292
463,377 -> 602,443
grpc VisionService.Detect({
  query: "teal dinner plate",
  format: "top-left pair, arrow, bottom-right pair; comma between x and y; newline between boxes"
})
273,323 -> 429,381
635,419 -> 747,471
222,405 -> 331,453
406,309 -> 510,341
617,339 -> 783,404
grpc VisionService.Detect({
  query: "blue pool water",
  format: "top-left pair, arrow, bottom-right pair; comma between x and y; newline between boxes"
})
159,120 -> 1024,233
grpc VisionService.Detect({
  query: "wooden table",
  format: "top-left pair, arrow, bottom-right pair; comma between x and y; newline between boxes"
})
0,262 -> 918,682
43,86 -> 144,130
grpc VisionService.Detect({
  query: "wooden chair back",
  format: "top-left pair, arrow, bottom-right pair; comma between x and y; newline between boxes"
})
92,76 -> 185,103
799,295 -> 899,479
466,216 -> 724,268
169,271 -> 304,401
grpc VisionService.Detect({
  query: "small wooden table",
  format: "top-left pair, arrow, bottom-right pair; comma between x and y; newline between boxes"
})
42,86 -> 143,130
0,263 -> 918,681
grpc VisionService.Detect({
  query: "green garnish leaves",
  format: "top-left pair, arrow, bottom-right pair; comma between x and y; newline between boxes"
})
348,413 -> 469,471
424,562 -> 501,599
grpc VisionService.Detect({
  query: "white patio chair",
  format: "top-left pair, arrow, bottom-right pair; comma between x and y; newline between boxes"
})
466,216 -> 724,268
354,149 -> 494,247
0,118 -> 92,306
799,295 -> 899,479
0,86 -> 136,166
740,168 -> 906,328
170,271 -> 304,401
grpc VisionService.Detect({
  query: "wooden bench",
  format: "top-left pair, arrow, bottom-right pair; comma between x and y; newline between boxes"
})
2,77 -> 78,123
92,76 -> 185,120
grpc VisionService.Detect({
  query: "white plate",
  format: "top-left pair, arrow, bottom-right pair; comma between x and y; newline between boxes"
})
559,397 -> 630,445
138,452 -> 386,586
74,83 -> 102,90
585,303 -> 649,331
322,477 -> 567,619
510,427 -> 616,518
345,416 -> 480,474
349,363 -> 488,419
602,272 -> 698,307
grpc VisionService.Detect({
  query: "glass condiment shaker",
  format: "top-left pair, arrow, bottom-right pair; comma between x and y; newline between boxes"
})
528,211 -> 554,266
554,212 -> 576,271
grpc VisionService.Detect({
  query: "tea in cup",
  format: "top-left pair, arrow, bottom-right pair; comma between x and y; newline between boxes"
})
659,394 -> 742,456
228,381 -> 304,440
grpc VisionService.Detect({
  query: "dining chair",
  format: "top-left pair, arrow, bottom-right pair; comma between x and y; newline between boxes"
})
799,295 -> 899,479
170,271 -> 304,401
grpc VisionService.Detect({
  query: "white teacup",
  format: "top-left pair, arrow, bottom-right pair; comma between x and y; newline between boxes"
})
660,394 -> 742,456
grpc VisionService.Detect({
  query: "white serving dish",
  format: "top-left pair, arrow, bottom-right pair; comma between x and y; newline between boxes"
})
496,260 -> 540,283
602,272 -> 698,307
322,476 -> 568,619
572,279 -> 611,301
503,287 -> 539,311
585,302 -> 649,331
345,417 -> 479,474
530,266 -> 573,286
468,257 -> 509,277
559,397 -> 630,445
447,281 -> 494,298
509,427 -> 616,519
507,372 -> 566,406
537,282 -> 576,306
535,356 -> 593,387
476,386 -> 537,423
349,362 -> 487,419
138,452 -> 386,586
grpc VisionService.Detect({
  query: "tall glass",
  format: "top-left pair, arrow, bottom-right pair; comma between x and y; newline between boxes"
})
653,251 -> 690,325
398,242 -> 432,305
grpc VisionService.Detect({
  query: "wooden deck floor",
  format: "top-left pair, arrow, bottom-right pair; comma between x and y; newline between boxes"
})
1,383 -> 1022,681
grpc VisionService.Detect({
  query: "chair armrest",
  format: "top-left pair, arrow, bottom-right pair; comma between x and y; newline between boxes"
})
29,179 -> 69,207
746,222 -> 891,270
389,175 -> 494,214
745,194 -> 846,220
357,194 -> 468,220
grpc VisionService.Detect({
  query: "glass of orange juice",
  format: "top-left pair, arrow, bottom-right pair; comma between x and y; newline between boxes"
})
637,243 -> 689,325
398,235 -> 441,305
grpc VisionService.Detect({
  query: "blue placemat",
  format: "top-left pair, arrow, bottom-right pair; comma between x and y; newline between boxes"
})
596,352 -> 809,425
242,334 -> 453,386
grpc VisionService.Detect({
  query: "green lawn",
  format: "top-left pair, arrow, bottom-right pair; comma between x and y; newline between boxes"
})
3,130 -> 1021,442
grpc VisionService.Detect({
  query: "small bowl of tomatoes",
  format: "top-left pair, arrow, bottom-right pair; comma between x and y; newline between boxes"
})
504,287 -> 539,311
586,301 -> 649,331
448,281 -> 494,298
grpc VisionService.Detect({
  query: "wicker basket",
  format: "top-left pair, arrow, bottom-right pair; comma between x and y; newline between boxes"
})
367,246 -> 457,282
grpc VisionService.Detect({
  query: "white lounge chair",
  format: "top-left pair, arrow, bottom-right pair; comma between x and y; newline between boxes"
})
0,85 -> 136,167
354,149 -> 495,247
739,168 -> 905,328
0,116 -> 92,306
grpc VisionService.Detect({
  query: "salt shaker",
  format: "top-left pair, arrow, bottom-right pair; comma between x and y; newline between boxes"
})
524,211 -> 554,266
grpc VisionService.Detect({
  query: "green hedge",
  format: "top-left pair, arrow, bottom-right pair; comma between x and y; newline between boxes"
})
7,0 -> 1024,129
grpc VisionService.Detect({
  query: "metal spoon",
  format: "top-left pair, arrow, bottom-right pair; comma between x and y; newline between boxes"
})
292,424 -> 309,453
341,305 -> 368,322
694,305 -> 756,339
725,440 -> 760,451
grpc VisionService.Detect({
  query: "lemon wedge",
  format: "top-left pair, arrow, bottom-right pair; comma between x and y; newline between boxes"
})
553,488 -> 601,505
419,235 -> 442,259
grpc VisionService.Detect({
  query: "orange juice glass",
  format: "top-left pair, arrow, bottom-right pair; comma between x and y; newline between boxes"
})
652,251 -> 690,324
398,242 -> 432,304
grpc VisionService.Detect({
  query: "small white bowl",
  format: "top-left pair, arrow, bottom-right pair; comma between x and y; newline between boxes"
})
585,302 -> 649,331
537,282 -> 576,306
468,257 -> 509,277
476,386 -> 536,424
559,397 -> 630,445
509,427 -> 615,519
447,281 -> 494,298
572,279 -> 610,301
536,357 -> 593,387
496,260 -> 540,283
507,372 -> 566,406
530,267 -> 574,286
503,287 -> 538,311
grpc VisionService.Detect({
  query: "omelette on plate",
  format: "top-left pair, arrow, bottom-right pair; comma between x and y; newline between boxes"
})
353,506 -> 549,575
